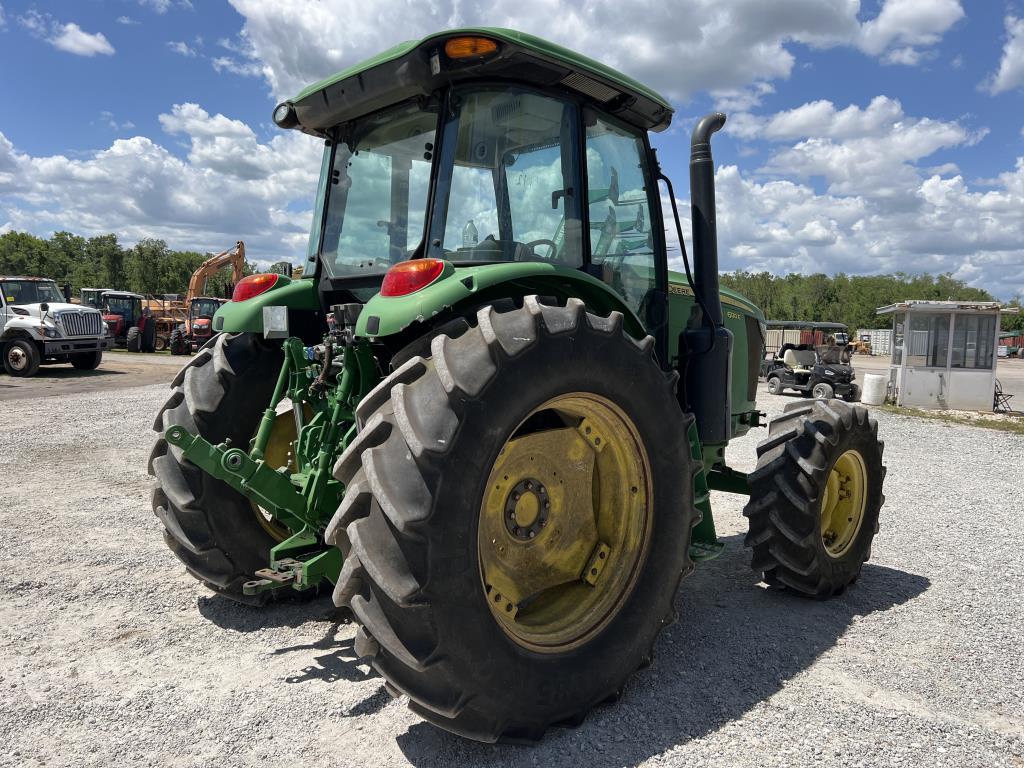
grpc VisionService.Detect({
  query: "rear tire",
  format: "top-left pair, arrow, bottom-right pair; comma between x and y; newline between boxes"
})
126,326 -> 141,353
844,383 -> 861,402
141,319 -> 157,353
169,326 -> 187,356
148,333 -> 296,604
71,351 -> 102,370
328,297 -> 697,742
3,338 -> 41,377
743,399 -> 885,598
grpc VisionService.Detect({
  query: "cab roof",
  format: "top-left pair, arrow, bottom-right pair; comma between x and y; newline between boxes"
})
286,28 -> 674,135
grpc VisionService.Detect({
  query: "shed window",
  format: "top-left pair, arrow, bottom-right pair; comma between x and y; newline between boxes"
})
950,314 -> 996,370
906,313 -> 949,368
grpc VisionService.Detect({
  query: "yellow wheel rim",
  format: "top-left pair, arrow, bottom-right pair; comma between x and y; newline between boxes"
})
477,393 -> 653,653
250,410 -> 296,543
820,449 -> 867,558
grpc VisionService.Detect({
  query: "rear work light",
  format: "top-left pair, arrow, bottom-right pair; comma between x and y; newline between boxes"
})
232,273 -> 280,302
444,36 -> 499,60
380,259 -> 446,297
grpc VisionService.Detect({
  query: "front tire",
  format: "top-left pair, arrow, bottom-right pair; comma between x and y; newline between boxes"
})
148,333 -> 291,603
3,338 -> 41,377
328,297 -> 697,742
71,351 -> 102,370
766,376 -> 783,395
743,399 -> 885,598
812,382 -> 834,399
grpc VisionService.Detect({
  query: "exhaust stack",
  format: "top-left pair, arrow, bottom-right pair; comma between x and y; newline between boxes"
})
684,112 -> 733,445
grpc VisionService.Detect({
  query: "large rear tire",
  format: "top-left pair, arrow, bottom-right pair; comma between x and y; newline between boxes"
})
328,297 -> 697,742
148,333 -> 295,604
126,326 -> 141,353
169,326 -> 187,356
744,399 -> 885,598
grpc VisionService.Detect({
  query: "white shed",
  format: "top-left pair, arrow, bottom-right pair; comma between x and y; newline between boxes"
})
876,301 -> 1018,411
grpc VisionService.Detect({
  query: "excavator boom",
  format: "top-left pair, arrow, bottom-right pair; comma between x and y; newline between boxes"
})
187,241 -> 245,301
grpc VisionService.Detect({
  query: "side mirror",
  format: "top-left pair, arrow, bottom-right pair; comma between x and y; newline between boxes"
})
40,302 -> 49,313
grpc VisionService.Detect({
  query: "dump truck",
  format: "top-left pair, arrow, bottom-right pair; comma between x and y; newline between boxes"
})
149,29 -> 886,743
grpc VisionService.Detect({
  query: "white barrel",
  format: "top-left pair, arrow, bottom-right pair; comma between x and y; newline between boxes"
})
861,373 -> 887,405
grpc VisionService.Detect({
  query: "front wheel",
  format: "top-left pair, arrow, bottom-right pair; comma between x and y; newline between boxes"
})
169,327 -> 187,356
812,382 -> 834,399
71,351 -> 102,370
744,399 -> 885,597
328,297 -> 697,742
3,338 -> 41,377
126,326 -> 141,353
766,376 -> 783,395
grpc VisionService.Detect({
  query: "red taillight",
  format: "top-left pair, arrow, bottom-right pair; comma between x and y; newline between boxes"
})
232,273 -> 280,302
380,259 -> 445,297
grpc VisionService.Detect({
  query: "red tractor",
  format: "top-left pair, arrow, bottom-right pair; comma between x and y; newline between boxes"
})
100,291 -> 156,352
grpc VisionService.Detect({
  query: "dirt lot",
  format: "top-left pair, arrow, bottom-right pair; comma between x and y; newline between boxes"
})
1,357 -> 1022,767
0,350 -> 183,401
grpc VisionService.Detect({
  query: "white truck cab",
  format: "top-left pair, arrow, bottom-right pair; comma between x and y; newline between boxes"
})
0,276 -> 114,377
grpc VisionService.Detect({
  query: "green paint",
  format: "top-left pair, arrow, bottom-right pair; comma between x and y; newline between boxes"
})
356,261 -> 645,338
213,278 -> 319,334
293,28 -> 672,121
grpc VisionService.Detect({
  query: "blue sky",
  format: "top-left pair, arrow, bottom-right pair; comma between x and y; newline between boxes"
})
1,1 -> 1023,297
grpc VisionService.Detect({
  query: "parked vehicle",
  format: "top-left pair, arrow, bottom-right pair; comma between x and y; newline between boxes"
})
99,291 -> 156,352
1,276 -> 113,376
762,321 -> 860,400
169,242 -> 244,355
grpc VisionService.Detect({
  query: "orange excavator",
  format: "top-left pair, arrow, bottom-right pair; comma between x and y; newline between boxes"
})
168,241 -> 246,355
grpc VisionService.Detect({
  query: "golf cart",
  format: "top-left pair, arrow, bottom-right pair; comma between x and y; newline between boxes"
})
762,320 -> 859,400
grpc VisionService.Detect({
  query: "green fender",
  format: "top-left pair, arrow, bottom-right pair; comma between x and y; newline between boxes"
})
356,262 -> 646,340
212,277 -> 319,334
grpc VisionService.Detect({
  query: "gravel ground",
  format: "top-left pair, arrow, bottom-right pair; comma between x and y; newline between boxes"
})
1,379 -> 1022,768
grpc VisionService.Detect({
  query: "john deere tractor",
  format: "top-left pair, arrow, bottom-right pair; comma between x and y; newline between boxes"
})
150,29 -> 885,743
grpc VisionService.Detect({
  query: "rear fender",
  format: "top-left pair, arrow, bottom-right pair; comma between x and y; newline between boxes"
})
355,263 -> 645,340
212,278 -> 321,335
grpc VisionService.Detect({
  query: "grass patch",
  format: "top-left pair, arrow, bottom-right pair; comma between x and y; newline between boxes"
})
879,404 -> 1024,435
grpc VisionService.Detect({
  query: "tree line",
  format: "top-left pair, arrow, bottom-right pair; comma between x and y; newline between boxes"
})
2,229 -> 1021,332
720,270 -> 1024,333
0,230 -> 255,299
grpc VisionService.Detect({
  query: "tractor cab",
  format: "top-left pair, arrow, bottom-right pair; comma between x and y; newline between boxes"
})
189,296 -> 226,342
100,291 -> 143,339
762,320 -> 858,401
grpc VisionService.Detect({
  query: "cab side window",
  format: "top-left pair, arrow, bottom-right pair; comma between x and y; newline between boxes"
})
584,115 -> 656,318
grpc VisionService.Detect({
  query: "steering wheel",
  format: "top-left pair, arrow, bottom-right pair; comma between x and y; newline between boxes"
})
525,239 -> 558,260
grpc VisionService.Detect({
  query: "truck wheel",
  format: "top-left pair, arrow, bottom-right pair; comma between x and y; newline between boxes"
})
126,327 -> 141,353
811,382 -> 833,399
149,333 -> 296,604
328,297 -> 697,742
169,327 -> 187,355
71,351 -> 102,370
3,338 -> 41,377
743,399 -> 885,598
766,375 -> 782,395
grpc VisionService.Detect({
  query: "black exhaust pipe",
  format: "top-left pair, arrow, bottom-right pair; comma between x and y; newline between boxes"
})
683,112 -> 733,445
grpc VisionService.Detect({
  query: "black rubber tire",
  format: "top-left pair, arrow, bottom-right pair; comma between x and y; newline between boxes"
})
169,327 -> 187,356
148,332 -> 297,604
845,383 -> 861,402
141,319 -> 157,353
3,338 -> 41,377
743,399 -> 885,598
327,296 -> 698,743
812,382 -> 833,399
71,351 -> 102,370
126,326 -> 141,353
766,376 -> 782,395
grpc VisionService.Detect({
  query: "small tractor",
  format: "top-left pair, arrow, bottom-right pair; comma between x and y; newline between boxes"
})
169,241 -> 244,355
762,320 -> 860,401
150,30 -> 886,743
99,290 -> 157,352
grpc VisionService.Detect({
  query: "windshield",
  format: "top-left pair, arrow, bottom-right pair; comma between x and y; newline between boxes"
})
2,280 -> 64,306
315,101 -> 438,278
192,299 -> 221,318
104,296 -> 137,316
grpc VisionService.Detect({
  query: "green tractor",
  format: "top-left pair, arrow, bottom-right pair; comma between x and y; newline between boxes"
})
150,29 -> 885,743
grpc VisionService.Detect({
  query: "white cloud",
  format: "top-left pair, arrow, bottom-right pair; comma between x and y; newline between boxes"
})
983,16 -> 1024,95
0,3 -> 6,29
212,56 -> 263,78
167,40 -> 196,57
225,0 -> 962,100
0,105 -> 322,263
99,111 -> 136,131
138,0 -> 171,13
116,16 -> 140,26
18,12 -> 116,57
